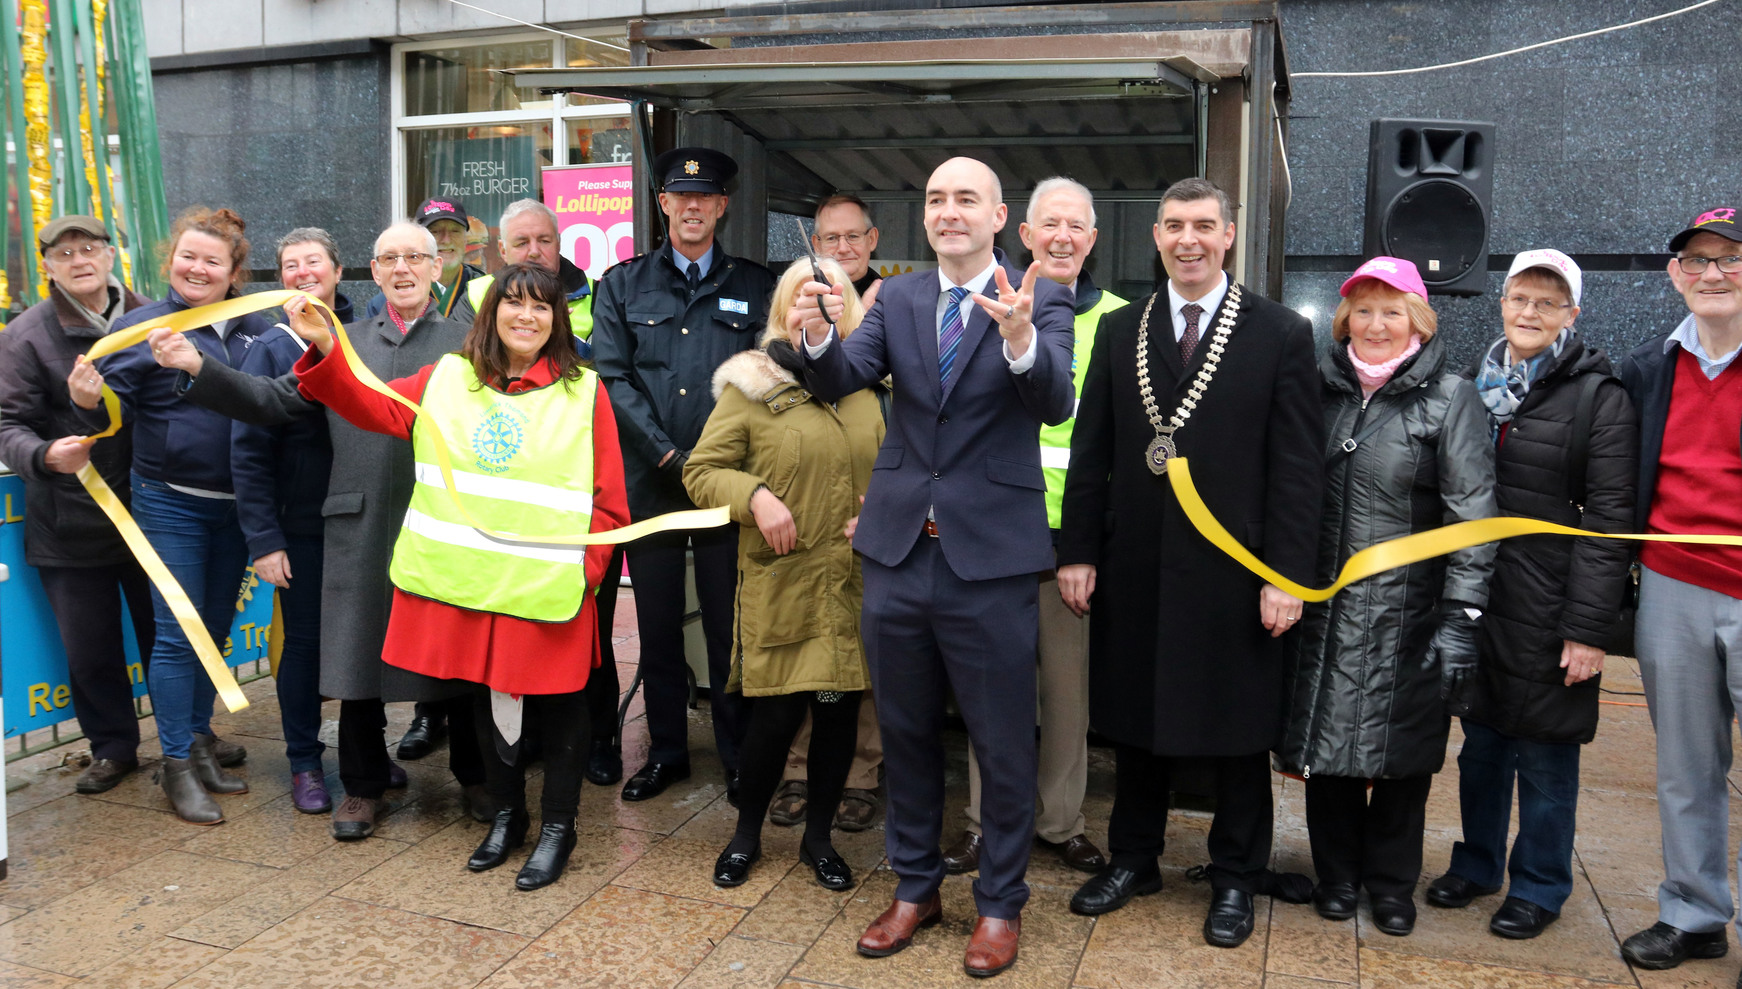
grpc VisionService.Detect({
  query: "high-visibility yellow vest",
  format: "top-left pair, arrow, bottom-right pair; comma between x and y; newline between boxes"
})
1040,288 -> 1127,530
390,354 -> 599,622
468,274 -> 596,340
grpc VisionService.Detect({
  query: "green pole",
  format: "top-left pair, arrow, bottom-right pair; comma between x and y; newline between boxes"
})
47,0 -> 89,213
109,0 -> 165,297
73,0 -> 116,240
1,0 -> 41,303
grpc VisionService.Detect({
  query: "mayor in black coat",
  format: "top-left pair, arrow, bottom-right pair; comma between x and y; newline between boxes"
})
1432,250 -> 1638,938
1058,178 -> 1324,947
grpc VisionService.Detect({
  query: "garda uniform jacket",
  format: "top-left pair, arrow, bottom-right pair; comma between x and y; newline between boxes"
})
1277,334 -> 1497,780
0,278 -> 151,567
1465,337 -> 1637,745
1059,282 -> 1324,757
591,245 -> 775,520
683,332 -> 884,697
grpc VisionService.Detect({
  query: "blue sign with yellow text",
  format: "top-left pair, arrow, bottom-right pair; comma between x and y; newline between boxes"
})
0,473 -> 274,737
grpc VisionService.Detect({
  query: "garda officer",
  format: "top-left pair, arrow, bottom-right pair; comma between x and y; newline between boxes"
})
944,177 -> 1121,877
591,146 -> 776,803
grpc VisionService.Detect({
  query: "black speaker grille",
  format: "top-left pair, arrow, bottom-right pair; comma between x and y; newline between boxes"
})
1380,179 -> 1488,285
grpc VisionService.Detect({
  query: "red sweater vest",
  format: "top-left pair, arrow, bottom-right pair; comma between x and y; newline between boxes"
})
1641,349 -> 1742,597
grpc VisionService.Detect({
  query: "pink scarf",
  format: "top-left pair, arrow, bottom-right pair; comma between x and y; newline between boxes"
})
1348,335 -> 1422,398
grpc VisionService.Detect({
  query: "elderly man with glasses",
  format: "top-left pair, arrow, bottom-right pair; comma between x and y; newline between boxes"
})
0,216 -> 154,794
1617,207 -> 1742,982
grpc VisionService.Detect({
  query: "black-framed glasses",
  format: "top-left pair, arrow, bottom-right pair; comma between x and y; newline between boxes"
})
1501,295 -> 1574,315
374,252 -> 434,267
1674,254 -> 1742,275
45,242 -> 109,262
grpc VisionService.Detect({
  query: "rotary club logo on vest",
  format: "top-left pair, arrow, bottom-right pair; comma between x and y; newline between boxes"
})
471,403 -> 529,475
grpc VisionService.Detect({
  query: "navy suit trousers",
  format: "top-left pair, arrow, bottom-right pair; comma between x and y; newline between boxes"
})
863,534 -> 1038,919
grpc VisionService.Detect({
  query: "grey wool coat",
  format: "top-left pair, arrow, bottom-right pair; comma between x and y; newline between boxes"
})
1277,333 -> 1498,780
178,310 -> 472,701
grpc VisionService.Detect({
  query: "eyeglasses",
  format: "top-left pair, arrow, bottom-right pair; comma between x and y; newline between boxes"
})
45,242 -> 109,262
817,231 -> 869,248
1501,295 -> 1574,315
374,252 -> 434,267
1673,254 -> 1742,275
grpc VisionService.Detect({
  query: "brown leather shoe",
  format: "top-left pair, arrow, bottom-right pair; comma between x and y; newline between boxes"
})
857,893 -> 943,957
964,916 -> 1020,978
331,795 -> 387,841
1041,833 -> 1108,874
943,830 -> 983,874
833,788 -> 880,832
75,757 -> 137,794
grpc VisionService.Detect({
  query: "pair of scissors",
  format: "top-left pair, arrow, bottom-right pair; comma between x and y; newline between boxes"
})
794,216 -> 836,328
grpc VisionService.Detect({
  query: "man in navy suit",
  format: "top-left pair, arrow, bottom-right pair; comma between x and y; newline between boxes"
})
796,156 -> 1075,978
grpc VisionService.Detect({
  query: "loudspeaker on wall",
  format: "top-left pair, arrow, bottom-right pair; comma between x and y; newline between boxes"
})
1363,118 -> 1496,297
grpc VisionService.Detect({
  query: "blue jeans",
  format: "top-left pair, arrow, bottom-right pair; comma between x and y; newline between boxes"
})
275,531 -> 326,773
131,476 -> 247,761
1449,718 -> 1582,912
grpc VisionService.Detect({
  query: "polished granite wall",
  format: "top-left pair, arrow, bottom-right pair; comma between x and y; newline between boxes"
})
1277,0 -> 1741,368
153,52 -> 390,307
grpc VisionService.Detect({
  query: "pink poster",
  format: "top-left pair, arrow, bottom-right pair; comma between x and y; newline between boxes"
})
543,163 -> 635,281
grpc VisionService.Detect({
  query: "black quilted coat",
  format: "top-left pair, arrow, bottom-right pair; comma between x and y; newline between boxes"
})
1463,337 -> 1637,745
1278,333 -> 1497,780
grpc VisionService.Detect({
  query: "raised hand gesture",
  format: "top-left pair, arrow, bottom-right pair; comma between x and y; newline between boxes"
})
970,260 -> 1041,359
282,294 -> 335,354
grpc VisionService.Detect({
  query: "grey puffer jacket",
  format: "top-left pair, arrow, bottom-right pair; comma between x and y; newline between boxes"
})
1277,333 -> 1498,780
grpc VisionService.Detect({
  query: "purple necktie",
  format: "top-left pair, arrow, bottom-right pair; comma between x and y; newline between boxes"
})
1180,302 -> 1204,364
939,286 -> 970,386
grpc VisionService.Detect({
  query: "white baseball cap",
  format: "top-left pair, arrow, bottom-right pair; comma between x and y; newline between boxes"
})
1505,248 -> 1582,307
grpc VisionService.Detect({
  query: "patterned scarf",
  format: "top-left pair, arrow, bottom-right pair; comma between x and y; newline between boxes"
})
385,297 -> 432,336
1475,329 -> 1574,441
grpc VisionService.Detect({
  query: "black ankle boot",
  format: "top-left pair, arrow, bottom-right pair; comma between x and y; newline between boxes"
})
516,820 -> 578,891
468,807 -> 530,872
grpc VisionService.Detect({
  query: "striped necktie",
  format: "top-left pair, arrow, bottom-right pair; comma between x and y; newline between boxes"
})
939,286 -> 970,386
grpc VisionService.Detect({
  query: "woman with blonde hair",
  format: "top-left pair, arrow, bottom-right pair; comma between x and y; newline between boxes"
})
684,256 -> 885,891
1277,256 -> 1497,935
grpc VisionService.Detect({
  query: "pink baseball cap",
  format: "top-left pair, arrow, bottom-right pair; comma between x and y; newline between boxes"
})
1340,256 -> 1429,299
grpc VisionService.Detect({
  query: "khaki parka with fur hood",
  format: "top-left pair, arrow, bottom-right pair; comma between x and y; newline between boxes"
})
683,326 -> 885,696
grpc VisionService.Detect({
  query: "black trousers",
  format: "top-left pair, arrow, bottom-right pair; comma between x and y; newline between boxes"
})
37,562 -> 155,762
1304,773 -> 1434,899
338,698 -> 394,799
473,686 -> 590,821
1108,745 -> 1274,893
403,696 -> 486,786
585,546 -> 625,745
625,525 -> 742,772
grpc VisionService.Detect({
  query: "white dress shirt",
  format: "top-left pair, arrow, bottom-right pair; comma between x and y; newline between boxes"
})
1166,273 -> 1230,343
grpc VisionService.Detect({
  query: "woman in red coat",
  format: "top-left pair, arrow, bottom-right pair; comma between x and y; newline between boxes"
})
286,263 -> 628,891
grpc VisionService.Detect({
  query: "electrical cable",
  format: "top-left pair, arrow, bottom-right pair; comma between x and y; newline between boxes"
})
439,0 -> 631,53
1293,0 -> 1724,78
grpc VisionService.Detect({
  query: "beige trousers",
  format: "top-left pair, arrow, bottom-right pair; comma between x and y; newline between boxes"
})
781,687 -> 882,790
965,574 -> 1090,843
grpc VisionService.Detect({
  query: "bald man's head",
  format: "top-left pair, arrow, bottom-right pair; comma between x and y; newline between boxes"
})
924,156 -> 1007,275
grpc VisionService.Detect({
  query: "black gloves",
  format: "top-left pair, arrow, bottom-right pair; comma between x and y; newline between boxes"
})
661,449 -> 690,476
1428,604 -> 1481,717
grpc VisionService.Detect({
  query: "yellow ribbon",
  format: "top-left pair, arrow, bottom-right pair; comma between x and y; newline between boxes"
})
77,290 -> 727,712
1167,457 -> 1742,602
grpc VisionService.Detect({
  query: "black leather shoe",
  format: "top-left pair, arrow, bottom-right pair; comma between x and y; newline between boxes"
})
713,845 -> 761,887
585,739 -> 622,786
1426,872 -> 1501,908
1489,896 -> 1558,939
1204,888 -> 1256,947
1622,921 -> 1729,970
942,831 -> 983,875
1370,895 -> 1417,936
515,820 -> 578,891
621,761 -> 691,801
800,844 -> 854,891
1071,865 -> 1164,916
395,715 -> 445,760
468,807 -> 530,871
1313,881 -> 1358,921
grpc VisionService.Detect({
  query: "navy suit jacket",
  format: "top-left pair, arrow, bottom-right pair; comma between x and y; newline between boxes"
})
803,251 -> 1075,580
